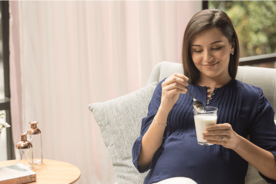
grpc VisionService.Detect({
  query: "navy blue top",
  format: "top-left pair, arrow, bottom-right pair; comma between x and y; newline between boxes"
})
132,79 -> 276,184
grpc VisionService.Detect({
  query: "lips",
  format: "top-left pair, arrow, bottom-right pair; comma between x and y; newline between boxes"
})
203,61 -> 219,67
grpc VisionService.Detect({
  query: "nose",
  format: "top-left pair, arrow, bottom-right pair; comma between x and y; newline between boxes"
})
203,50 -> 214,63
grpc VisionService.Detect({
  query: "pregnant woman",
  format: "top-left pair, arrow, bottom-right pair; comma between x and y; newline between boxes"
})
132,9 -> 276,184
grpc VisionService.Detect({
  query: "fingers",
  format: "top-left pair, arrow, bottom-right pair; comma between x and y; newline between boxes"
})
165,89 -> 186,97
160,73 -> 190,112
173,73 -> 189,82
203,129 -> 231,136
162,73 -> 189,87
202,132 -> 229,146
202,134 -> 229,141
163,82 -> 187,94
202,123 -> 236,148
205,123 -> 232,131
162,73 -> 189,94
205,139 -> 226,145
203,123 -> 229,142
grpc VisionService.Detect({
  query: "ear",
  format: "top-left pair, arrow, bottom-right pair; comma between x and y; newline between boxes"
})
230,42 -> 235,54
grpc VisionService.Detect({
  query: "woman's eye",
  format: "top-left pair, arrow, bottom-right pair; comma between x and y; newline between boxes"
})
212,47 -> 222,50
194,50 -> 202,53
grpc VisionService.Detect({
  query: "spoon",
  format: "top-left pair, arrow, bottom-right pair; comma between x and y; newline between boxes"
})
185,86 -> 204,109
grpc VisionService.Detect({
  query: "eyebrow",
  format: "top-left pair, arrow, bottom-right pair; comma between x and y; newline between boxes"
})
191,40 -> 223,47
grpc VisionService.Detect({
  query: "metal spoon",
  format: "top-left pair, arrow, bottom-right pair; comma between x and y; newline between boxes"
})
185,86 -> 204,109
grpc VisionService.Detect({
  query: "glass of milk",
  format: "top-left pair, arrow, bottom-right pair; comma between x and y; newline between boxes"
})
193,106 -> 218,146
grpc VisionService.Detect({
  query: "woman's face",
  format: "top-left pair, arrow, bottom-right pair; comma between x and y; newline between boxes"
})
190,27 -> 234,81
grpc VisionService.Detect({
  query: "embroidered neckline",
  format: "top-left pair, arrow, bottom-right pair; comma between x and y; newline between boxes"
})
193,79 -> 235,105
206,86 -> 217,105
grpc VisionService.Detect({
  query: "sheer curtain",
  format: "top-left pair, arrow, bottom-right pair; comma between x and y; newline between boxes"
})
9,1 -> 201,183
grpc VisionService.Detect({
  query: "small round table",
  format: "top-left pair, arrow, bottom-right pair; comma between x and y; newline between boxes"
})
0,159 -> 81,184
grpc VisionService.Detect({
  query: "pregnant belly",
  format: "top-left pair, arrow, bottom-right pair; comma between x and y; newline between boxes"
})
151,132 -> 247,184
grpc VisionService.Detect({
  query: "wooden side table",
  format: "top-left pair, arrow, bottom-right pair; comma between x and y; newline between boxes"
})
0,159 -> 81,184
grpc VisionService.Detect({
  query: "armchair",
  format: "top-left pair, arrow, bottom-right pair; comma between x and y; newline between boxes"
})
88,61 -> 276,184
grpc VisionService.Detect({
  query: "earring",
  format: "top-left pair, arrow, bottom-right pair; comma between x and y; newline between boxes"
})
231,52 -> 234,55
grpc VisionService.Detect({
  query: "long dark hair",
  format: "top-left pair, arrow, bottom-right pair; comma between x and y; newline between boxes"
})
182,9 -> 240,84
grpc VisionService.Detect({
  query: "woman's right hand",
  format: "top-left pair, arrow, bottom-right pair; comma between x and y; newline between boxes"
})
160,73 -> 189,113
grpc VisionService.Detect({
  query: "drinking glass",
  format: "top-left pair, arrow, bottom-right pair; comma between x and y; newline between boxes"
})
193,106 -> 218,146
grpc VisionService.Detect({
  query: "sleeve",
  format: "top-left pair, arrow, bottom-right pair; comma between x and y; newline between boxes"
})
132,79 -> 166,173
249,91 -> 276,183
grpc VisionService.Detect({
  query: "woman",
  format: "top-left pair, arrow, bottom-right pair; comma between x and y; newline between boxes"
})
132,9 -> 276,184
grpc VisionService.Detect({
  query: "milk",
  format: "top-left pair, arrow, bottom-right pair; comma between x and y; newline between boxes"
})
194,115 -> 217,145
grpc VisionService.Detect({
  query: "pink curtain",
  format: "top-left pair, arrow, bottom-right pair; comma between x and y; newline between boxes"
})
9,1 -> 200,183
10,1 -> 22,147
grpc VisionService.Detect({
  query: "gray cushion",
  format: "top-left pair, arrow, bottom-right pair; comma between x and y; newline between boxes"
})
236,66 -> 276,120
88,82 -> 157,184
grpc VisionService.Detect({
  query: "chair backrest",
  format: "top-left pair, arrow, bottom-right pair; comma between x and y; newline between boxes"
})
147,61 -> 276,120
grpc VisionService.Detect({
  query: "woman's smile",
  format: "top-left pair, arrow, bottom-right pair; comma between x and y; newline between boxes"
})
203,61 -> 219,68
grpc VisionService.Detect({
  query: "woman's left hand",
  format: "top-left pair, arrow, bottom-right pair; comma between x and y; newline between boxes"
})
202,123 -> 241,150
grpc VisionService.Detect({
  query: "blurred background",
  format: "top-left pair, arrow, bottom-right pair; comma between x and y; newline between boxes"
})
209,1 -> 276,68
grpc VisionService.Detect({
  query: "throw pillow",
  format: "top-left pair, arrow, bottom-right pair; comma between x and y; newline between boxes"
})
88,82 -> 158,184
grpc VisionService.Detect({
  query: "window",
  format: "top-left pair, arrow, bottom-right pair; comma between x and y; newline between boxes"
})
0,110 -> 7,161
208,1 -> 276,68
0,1 -> 14,160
